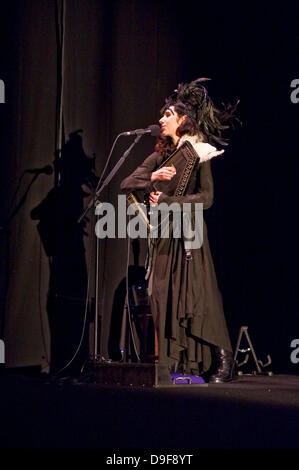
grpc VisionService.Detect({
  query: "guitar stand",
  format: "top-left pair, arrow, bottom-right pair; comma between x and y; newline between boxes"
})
233,326 -> 273,376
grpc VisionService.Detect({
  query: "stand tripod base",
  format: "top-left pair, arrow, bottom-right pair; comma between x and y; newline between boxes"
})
90,362 -> 172,387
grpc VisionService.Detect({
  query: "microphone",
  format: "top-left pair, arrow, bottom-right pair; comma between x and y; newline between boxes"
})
25,165 -> 53,175
121,124 -> 160,137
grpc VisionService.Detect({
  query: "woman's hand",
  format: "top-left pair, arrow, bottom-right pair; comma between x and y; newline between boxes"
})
151,166 -> 176,182
149,191 -> 162,204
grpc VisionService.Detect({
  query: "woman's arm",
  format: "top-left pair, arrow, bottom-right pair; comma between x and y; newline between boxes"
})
120,152 -> 161,192
157,160 -> 214,210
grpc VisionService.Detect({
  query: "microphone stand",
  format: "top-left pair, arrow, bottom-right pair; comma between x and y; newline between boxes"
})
6,173 -> 39,224
78,133 -> 143,366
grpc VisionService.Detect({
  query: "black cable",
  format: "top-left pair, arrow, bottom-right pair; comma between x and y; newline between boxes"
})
54,0 -> 65,187
52,210 -> 96,376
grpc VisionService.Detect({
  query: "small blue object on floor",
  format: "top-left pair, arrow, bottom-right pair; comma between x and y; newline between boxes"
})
171,372 -> 205,384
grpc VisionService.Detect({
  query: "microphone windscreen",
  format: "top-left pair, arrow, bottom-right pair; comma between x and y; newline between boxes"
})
148,124 -> 161,137
44,165 -> 54,175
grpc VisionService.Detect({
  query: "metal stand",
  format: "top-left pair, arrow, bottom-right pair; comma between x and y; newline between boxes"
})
78,133 -> 143,366
233,326 -> 273,376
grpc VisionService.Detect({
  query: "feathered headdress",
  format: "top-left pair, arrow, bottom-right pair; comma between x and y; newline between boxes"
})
161,77 -> 240,146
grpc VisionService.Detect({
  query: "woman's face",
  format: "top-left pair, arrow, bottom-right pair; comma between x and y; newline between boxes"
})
159,105 -> 186,142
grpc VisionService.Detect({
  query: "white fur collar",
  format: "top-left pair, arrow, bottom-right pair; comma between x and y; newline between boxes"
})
178,134 -> 224,162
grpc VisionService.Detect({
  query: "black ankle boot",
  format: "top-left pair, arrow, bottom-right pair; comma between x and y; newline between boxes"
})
209,348 -> 234,383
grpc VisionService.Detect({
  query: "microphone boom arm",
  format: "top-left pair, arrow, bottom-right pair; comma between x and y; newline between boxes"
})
96,134 -> 142,196
77,133 -> 143,223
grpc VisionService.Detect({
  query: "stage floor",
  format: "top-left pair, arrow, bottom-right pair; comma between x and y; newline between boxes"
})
1,370 -> 299,452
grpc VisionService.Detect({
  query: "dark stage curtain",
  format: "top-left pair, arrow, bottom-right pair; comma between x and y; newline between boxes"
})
0,0 -> 298,374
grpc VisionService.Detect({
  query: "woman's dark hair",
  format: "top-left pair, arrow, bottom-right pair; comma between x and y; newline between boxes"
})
154,135 -> 173,157
156,78 -> 240,155
154,104 -> 203,156
175,113 -> 202,140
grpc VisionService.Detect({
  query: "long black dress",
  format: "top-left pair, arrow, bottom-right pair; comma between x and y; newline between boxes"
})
120,136 -> 232,374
